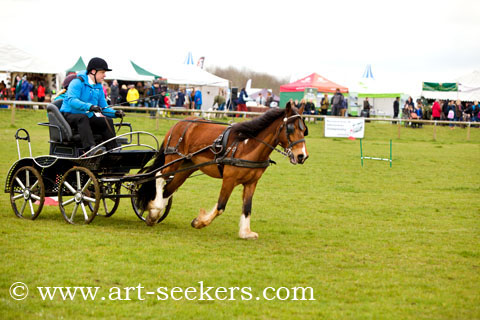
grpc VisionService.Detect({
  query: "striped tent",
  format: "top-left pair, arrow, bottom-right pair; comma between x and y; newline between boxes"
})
184,52 -> 194,65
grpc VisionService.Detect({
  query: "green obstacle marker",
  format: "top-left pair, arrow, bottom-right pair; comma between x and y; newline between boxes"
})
360,139 -> 392,167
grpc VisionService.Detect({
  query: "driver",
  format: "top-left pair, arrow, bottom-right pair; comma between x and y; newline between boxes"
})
60,57 -> 125,154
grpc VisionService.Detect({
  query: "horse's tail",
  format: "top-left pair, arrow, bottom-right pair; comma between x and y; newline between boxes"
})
135,143 -> 166,211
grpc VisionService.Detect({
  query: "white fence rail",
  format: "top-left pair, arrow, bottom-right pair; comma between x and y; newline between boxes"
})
1,100 -> 477,141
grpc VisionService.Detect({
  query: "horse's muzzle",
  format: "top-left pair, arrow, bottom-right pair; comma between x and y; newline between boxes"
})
296,153 -> 308,164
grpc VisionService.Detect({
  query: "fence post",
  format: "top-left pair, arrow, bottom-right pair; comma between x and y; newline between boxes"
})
433,121 -> 437,141
397,122 -> 401,139
322,118 -> 325,137
11,102 -> 16,125
467,122 -> 471,141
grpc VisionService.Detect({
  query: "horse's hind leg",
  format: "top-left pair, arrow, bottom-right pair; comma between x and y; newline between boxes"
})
238,182 -> 258,240
191,178 -> 235,229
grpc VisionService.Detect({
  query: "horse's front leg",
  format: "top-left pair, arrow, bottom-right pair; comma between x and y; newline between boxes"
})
191,178 -> 235,229
239,182 -> 258,240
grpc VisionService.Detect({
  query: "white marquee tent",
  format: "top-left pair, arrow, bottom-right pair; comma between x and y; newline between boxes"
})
0,42 -> 62,74
151,64 -> 228,87
350,65 -> 406,117
421,71 -> 480,102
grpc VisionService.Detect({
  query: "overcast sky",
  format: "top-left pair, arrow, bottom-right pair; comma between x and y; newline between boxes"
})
2,0 -> 479,95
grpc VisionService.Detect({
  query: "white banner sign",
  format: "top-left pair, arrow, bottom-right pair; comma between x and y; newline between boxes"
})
324,118 -> 365,138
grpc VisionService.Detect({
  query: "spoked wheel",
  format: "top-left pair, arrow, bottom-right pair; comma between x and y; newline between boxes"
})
58,167 -> 100,225
9,166 -> 45,220
96,182 -> 121,217
130,185 -> 172,223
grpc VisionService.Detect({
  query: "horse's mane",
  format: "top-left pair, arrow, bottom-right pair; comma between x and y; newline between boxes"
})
230,108 -> 286,141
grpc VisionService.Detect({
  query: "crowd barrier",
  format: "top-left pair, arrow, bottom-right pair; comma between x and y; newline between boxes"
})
2,100 -> 477,141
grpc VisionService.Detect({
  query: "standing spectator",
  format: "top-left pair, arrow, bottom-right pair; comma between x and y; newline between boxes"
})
19,76 -> 33,101
406,97 -> 414,110
470,100 -> 479,122
363,97 -> 371,117
14,75 -> 23,100
414,104 -> 423,127
454,99 -> 463,122
0,80 -> 6,94
136,82 -> 145,104
442,99 -> 449,121
175,89 -> 185,107
189,89 -> 195,109
194,88 -> 202,110
213,91 -> 226,111
37,81 -> 46,102
432,99 -> 441,120
127,84 -> 139,107
156,89 -> 167,116
305,98 -> 316,115
320,94 -> 329,115
0,80 -> 7,102
331,88 -> 344,116
393,97 -> 400,119
447,100 -> 455,128
102,81 -> 109,99
236,88 -> 248,116
163,91 -> 170,108
340,97 -> 348,116
146,80 -> 161,117
119,84 -> 128,104
110,80 -> 119,105
265,91 -> 273,107
256,93 -> 265,106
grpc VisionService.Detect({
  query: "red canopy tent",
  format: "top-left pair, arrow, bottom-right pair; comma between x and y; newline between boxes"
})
280,73 -> 348,93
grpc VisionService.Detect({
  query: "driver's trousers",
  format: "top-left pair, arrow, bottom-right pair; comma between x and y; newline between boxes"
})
62,113 -> 117,150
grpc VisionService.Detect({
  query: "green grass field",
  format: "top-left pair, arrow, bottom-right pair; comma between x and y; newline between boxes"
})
0,109 -> 479,319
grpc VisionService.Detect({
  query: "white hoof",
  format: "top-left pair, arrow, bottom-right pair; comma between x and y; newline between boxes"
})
239,231 -> 258,240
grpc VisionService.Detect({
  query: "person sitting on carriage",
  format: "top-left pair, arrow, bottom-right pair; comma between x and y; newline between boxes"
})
60,57 -> 125,155
54,73 -> 77,101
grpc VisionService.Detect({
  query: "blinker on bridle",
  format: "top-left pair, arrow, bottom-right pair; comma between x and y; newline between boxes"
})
281,114 -> 308,151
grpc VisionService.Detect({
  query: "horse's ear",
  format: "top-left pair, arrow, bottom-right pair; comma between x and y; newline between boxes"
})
286,102 -> 292,113
298,104 -> 305,114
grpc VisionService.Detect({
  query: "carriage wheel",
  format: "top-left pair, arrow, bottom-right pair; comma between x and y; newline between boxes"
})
130,187 -> 172,223
58,167 -> 100,225
10,166 -> 45,220
96,182 -> 121,217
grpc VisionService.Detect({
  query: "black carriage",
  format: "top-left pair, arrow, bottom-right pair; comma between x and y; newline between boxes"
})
4,101 -> 171,224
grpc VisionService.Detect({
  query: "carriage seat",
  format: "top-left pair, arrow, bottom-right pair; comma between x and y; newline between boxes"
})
46,100 -> 101,144
42,99 -> 128,156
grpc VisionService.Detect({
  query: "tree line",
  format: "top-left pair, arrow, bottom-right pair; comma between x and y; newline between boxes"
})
206,66 -> 288,95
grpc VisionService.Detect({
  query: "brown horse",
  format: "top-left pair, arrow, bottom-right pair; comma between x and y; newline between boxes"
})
136,103 -> 309,239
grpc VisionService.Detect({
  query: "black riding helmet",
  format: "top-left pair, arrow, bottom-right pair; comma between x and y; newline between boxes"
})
87,57 -> 112,73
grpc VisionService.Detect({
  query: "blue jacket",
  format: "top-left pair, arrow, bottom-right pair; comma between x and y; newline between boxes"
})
239,90 -> 248,104
194,90 -> 202,105
61,71 -> 117,118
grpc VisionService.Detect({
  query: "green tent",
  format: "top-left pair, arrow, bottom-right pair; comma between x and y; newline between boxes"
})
130,60 -> 160,78
422,82 -> 458,92
66,57 -> 86,73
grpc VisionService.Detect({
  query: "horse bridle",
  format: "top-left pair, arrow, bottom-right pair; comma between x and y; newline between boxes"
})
282,114 -> 308,149
249,113 -> 308,159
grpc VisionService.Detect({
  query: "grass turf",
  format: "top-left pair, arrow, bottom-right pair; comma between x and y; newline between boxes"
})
0,109 -> 479,319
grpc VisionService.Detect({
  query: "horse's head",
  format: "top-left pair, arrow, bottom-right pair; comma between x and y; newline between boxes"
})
278,103 -> 309,165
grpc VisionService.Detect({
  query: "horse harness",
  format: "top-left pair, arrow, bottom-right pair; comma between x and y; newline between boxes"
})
135,114 -> 307,184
